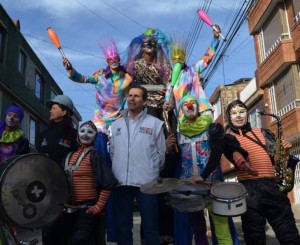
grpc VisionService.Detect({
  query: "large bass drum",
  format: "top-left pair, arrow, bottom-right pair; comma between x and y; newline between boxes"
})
0,153 -> 69,229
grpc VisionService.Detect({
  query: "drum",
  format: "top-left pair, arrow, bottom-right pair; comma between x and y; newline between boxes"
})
0,224 -> 18,245
210,182 -> 247,216
168,183 -> 210,213
0,153 -> 69,229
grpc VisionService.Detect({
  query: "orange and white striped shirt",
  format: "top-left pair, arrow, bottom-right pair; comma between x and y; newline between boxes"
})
68,149 -> 110,214
230,128 -> 275,180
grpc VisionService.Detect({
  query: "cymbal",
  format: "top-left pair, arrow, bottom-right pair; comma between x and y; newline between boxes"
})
140,178 -> 181,194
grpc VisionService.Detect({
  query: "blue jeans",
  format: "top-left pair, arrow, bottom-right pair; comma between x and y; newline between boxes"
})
113,186 -> 160,245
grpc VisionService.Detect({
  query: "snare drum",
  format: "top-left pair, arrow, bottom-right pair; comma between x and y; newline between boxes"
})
210,182 -> 247,216
0,153 -> 69,229
168,183 -> 210,213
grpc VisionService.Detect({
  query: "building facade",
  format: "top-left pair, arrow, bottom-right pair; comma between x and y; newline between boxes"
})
248,0 -> 300,203
0,4 -> 81,151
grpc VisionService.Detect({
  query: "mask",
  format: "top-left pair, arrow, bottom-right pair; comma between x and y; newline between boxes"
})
106,55 -> 120,67
230,105 -> 248,128
142,36 -> 157,53
78,123 -> 97,146
171,47 -> 186,64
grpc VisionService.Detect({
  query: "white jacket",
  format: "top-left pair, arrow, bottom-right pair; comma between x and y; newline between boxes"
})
110,109 -> 165,186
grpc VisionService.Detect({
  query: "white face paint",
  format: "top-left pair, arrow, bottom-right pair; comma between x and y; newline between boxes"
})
5,112 -> 20,129
182,98 -> 198,120
230,105 -> 248,128
78,124 -> 97,145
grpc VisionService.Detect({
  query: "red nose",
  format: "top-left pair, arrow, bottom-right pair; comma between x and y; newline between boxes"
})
187,102 -> 193,110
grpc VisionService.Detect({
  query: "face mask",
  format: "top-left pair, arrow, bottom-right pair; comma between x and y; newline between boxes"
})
78,124 -> 97,145
142,36 -> 157,52
230,105 -> 248,127
171,48 -> 186,64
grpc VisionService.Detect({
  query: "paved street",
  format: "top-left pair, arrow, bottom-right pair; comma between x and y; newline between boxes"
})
17,204 -> 300,244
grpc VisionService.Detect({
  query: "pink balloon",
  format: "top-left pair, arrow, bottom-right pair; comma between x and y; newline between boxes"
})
197,10 -> 213,26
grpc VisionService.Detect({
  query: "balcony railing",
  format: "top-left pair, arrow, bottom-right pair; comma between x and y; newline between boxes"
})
261,33 -> 289,62
277,99 -> 300,117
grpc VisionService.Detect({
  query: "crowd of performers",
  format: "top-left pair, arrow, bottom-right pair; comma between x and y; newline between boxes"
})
1,20 -> 300,245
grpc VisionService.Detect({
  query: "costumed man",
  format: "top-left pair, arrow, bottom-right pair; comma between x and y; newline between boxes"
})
168,95 -> 239,245
0,105 -> 29,163
63,120 -> 117,245
63,40 -> 132,242
164,25 -> 221,120
223,100 -> 300,244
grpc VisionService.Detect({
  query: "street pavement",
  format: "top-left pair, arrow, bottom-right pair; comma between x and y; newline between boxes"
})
16,204 -> 300,244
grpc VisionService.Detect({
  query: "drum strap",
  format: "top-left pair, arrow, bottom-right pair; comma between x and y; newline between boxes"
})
191,141 -> 199,176
64,147 -> 94,203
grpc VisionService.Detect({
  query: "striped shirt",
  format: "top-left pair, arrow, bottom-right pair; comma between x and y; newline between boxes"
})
68,148 -> 111,214
68,149 -> 97,202
230,128 -> 275,180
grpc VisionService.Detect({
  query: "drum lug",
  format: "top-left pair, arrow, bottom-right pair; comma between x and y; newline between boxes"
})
227,200 -> 231,210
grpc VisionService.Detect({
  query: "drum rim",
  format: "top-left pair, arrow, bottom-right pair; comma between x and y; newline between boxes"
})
210,182 -> 247,201
210,194 -> 246,202
0,153 -> 69,229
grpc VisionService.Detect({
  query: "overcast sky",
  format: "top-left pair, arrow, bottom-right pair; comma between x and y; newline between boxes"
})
1,0 -> 256,123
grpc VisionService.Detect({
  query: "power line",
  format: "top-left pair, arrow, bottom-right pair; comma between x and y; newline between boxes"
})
75,0 -> 132,39
98,0 -> 147,30
202,0 -> 255,88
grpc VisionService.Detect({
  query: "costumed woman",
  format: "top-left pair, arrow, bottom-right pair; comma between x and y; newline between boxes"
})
63,120 -> 117,244
223,100 -> 300,244
63,39 -> 132,243
124,27 -> 172,121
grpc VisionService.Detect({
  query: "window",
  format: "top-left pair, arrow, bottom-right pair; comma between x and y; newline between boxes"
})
50,89 -> 57,100
29,118 -> 37,146
18,49 -> 26,76
0,25 -> 7,64
35,71 -> 44,102
249,109 -> 262,128
259,3 -> 289,61
292,0 -> 300,20
269,66 -> 297,116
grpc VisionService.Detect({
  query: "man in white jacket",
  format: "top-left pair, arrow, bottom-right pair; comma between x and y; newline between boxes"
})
110,84 -> 166,245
